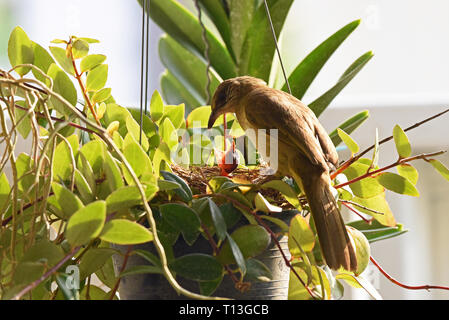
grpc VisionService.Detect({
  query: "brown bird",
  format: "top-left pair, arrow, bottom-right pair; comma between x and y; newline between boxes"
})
208,76 -> 357,272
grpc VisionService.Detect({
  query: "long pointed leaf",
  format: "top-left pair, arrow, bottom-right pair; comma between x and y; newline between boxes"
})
282,20 -> 360,99
229,0 -> 256,62
159,35 -> 221,105
239,0 -> 293,81
142,0 -> 236,79
329,110 -> 370,147
309,51 -> 373,117
160,70 -> 202,113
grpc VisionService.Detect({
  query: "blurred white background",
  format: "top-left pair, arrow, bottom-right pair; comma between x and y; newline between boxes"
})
1,0 -> 448,300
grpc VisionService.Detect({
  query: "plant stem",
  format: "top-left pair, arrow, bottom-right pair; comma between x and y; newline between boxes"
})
334,151 -> 446,189
109,245 -> 132,300
370,256 -> 449,291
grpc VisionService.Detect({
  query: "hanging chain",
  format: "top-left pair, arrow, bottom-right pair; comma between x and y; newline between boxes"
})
139,0 -> 150,145
194,0 -> 212,105
263,0 -> 292,94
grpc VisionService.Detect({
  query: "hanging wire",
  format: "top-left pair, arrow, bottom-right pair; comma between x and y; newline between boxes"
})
194,0 -> 212,105
263,0 -> 292,95
139,0 -> 150,145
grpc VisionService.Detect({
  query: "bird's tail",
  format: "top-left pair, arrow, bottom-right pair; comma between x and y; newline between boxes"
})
302,173 -> 357,272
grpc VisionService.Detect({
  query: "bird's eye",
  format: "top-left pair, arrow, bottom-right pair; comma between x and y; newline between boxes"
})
216,86 -> 228,108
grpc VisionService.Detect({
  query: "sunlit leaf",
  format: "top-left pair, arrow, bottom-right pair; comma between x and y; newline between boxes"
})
376,172 -> 419,197
8,26 -> 34,76
392,125 -> 411,158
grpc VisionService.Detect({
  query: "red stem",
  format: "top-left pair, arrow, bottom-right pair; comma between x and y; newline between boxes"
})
341,201 -> 372,223
370,256 -> 449,291
109,245 -> 133,300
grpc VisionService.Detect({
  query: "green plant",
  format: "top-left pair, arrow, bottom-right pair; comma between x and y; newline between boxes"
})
1,19 -> 449,301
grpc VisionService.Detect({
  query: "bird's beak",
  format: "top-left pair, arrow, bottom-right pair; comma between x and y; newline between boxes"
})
208,108 -> 220,129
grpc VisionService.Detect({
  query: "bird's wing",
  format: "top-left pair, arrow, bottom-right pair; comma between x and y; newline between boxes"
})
243,88 -> 331,169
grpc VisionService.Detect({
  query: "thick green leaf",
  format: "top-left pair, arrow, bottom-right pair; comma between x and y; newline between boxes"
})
123,135 -> 153,178
92,88 -> 112,105
159,203 -> 200,245
49,46 -> 75,76
170,254 -> 223,281
288,214 -> 315,255
79,248 -> 117,279
397,164 -> 418,185
71,39 -> 89,59
393,125 -> 411,158
0,173 -> 10,212
161,70 -> 202,112
337,128 -> 359,154
283,20 -> 360,98
347,220 -> 407,243
329,110 -> 370,147
74,169 -> 94,204
52,135 -> 79,181
159,35 -> 220,104
207,198 -> 227,241
144,0 -> 236,79
100,219 -> 153,245
239,0 -> 293,80
217,225 -> 270,265
8,26 -> 34,76
162,104 -> 185,129
79,140 -> 104,175
352,193 -> 396,227
254,192 -> 282,213
160,170 -> 193,202
102,103 -> 132,137
31,41 -> 55,82
46,63 -> 78,116
14,101 -> 32,139
229,0 -> 255,62
376,172 -> 419,197
186,106 -> 235,128
245,258 -> 273,282
343,160 -> 384,198
428,159 -> 449,182
51,183 -> 84,219
80,54 -> 106,73
225,233 -> 246,275
150,90 -> 164,122
106,185 -> 158,213
103,150 -> 124,192
86,64 -> 108,92
66,201 -> 106,247
309,51 -> 373,117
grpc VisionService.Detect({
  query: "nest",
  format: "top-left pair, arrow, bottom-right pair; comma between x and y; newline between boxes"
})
170,164 -> 296,210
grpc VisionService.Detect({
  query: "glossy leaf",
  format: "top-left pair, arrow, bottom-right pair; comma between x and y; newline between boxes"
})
288,214 -> 315,255
208,198 -> 227,241
86,64 -> 108,92
74,170 -> 94,204
123,135 -> 153,178
170,254 -> 223,281
79,247 -> 117,279
352,193 -> 396,227
150,90 -> 164,122
397,164 -> 418,185
159,203 -> 201,245
245,258 -> 273,282
80,54 -> 106,73
8,26 -> 34,76
254,192 -> 282,213
31,41 -> 55,82
343,160 -> 384,198
71,39 -> 89,59
66,201 -> 106,247
161,70 -> 202,112
427,159 -> 449,182
52,135 -> 79,182
283,20 -> 360,99
329,110 -> 370,147
217,225 -> 271,265
103,150 -> 124,191
49,46 -> 75,76
160,170 -> 193,202
106,185 -> 158,213
309,51 -> 373,117
347,220 -> 407,243
225,233 -> 246,275
393,125 -> 411,158
376,172 -> 419,197
100,219 -> 154,245
51,183 -> 84,219
92,88 -> 112,105
337,128 -> 359,154
46,63 -> 78,116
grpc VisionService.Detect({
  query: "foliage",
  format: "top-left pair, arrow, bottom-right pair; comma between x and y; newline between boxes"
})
1,19 -> 449,301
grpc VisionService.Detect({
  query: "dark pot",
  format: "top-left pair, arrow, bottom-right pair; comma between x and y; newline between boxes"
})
112,211 -> 297,300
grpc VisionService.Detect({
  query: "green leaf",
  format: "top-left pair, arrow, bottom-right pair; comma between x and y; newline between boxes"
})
71,39 -> 89,59
254,192 -> 282,213
51,183 -> 84,219
347,220 -> 407,243
132,249 -> 162,267
49,46 -> 75,76
186,106 -> 235,128
329,110 -> 370,147
52,135 -> 79,181
103,150 -> 124,191
160,70 -> 202,112
228,0 -> 255,62
428,159 -> 449,182
217,225 -> 271,265
283,20 -> 360,98
106,185 -> 158,213
397,164 -> 418,185
31,42 -> 55,82
100,219 -> 153,245
245,258 -> 273,282
78,37 -> 100,44
92,88 -> 112,104
343,160 -> 384,198
224,233 -> 246,275
79,248 -> 117,279
14,101 -> 32,139
162,104 -> 185,129
288,214 -> 315,255
376,172 -> 419,197
207,198 -> 227,241
74,169 -> 94,204
393,125 -> 411,158
8,26 -> 34,76
123,135 -> 153,178
80,54 -> 106,73
160,170 -> 193,202
66,201 -> 106,247
309,51 -> 373,117
160,118 -> 178,151
159,35 -> 220,104
169,254 -> 223,281
150,90 -> 164,122
46,63 -> 78,116
86,64 -> 108,92
352,193 -> 396,227
337,128 -> 359,154
0,173 -> 10,212
145,0 -> 236,79
159,203 -> 201,245
79,140 -> 104,175
239,0 -> 293,81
